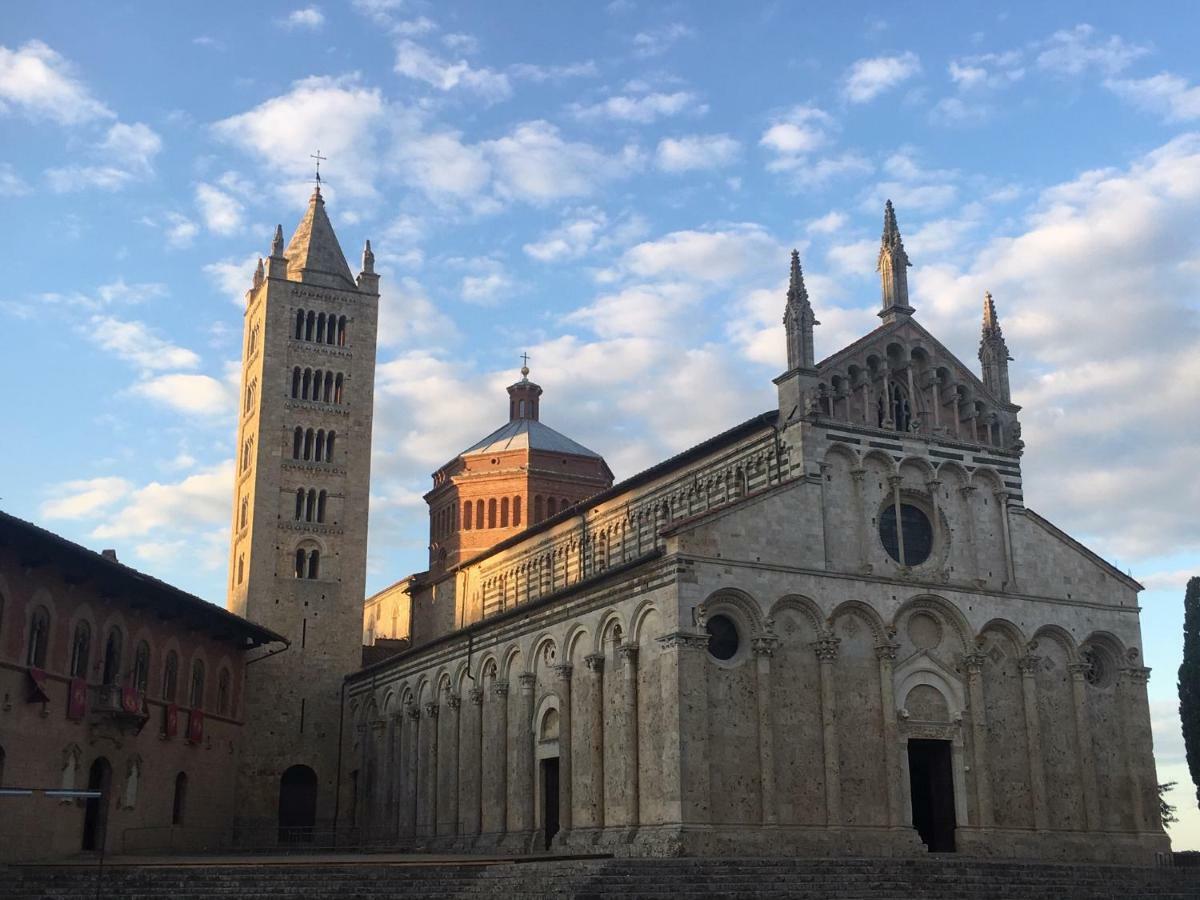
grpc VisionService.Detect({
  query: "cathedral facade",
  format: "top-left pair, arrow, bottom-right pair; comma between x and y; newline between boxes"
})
339,201 -> 1168,863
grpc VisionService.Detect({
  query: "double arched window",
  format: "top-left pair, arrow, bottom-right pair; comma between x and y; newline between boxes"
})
294,488 -> 328,524
241,436 -> 255,472
290,368 -> 345,404
294,547 -> 320,579
294,309 -> 348,346
239,495 -> 249,530
26,606 -> 50,669
291,428 -> 336,463
162,651 -> 179,702
244,378 -> 257,414
70,620 -> 91,679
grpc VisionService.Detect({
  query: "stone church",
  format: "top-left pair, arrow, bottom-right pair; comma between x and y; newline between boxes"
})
228,190 -> 1168,863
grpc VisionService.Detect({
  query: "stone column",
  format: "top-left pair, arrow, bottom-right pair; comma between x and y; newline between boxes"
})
818,462 -> 832,570
355,723 -> 369,836
1017,654 -> 1049,830
850,468 -> 868,572
931,375 -> 941,429
584,654 -> 606,829
875,640 -> 903,827
618,644 -> 640,827
405,704 -> 420,837
994,490 -> 1017,590
753,636 -> 779,826
658,632 -> 711,825
959,485 -> 981,584
389,711 -> 403,838
1118,666 -> 1151,831
492,680 -> 509,835
468,687 -> 484,837
814,635 -> 841,825
423,701 -> 440,838
555,664 -> 574,838
1067,662 -> 1101,830
443,694 -> 461,836
516,672 -> 537,838
963,651 -> 993,827
888,476 -> 907,565
370,720 -> 387,837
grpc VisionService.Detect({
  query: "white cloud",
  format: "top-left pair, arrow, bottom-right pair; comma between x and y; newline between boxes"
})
564,282 -> 696,339
130,374 -> 236,417
485,120 -> 640,204
0,40 -> 112,125
394,39 -> 511,101
213,75 -> 386,199
1035,24 -> 1147,77
204,254 -> 261,306
1108,73 -> 1200,123
41,476 -> 132,520
377,276 -> 457,347
45,165 -> 133,192
618,223 -> 782,283
91,461 -> 234,540
524,209 -> 608,262
655,134 -> 740,172
0,162 -> 29,195
281,6 -> 325,30
631,23 -> 694,58
759,107 -> 868,188
397,131 -> 491,199
843,51 -> 921,102
510,60 -> 598,83
164,212 -> 199,248
102,122 -> 162,173
460,260 -> 513,305
807,211 -> 848,234
97,279 -> 167,305
195,182 -> 245,234
773,152 -> 874,188
571,90 -> 703,123
87,315 -> 201,371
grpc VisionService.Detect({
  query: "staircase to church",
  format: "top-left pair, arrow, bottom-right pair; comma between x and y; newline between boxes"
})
5,856 -> 1198,899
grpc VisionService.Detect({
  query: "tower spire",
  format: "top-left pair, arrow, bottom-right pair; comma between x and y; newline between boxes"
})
507,355 -> 542,421
783,249 -> 818,370
978,291 -> 1013,402
877,199 -> 914,322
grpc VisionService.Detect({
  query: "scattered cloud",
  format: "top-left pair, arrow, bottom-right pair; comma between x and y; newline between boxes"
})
655,134 -> 740,172
0,40 -> 113,125
522,207 -> 647,262
807,211 -> 848,234
91,461 -> 234,540
87,315 -> 201,371
484,120 -> 641,204
130,373 -> 236,416
0,162 -> 30,195
41,476 -> 132,521
394,39 -> 511,101
195,181 -> 245,235
760,106 -> 833,157
1107,73 -> 1200,122
843,51 -> 921,103
280,6 -> 325,30
631,23 -> 694,58
203,254 -> 262,305
1035,24 -> 1147,77
510,60 -> 598,82
460,259 -> 514,305
571,90 -> 703,123
45,121 -> 163,193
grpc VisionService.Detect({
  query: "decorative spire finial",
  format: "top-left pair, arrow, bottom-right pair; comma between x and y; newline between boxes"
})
783,250 -> 818,371
877,199 -> 913,320
982,291 -> 1001,337
362,239 -> 375,274
253,257 -> 264,289
787,248 -> 808,306
271,224 -> 284,257
979,290 -> 1013,403
310,149 -> 326,198
520,351 -> 530,379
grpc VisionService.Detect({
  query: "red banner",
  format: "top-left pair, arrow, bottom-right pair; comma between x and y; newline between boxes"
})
164,703 -> 178,738
27,667 -> 50,703
187,709 -> 204,744
121,683 -> 141,714
67,677 -> 87,720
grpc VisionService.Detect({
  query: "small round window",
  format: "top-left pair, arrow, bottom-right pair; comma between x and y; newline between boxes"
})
880,503 -> 934,566
706,614 -> 739,661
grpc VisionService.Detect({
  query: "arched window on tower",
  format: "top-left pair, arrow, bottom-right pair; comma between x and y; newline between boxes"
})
892,384 -> 911,433
316,313 -> 326,344
303,429 -> 314,461
488,498 -> 497,529
317,490 -> 327,524
295,489 -> 304,521
315,430 -> 326,463
475,499 -> 484,530
102,627 -> 123,685
305,311 -> 315,342
326,431 -> 335,461
305,489 -> 316,522
334,373 -> 344,404
500,497 -> 509,528
307,549 -> 320,579
291,368 -> 301,399
534,495 -> 544,523
547,497 -> 557,517
237,553 -> 244,585
513,496 -> 522,528
70,620 -> 91,679
293,428 -> 303,460
239,495 -> 249,529
295,309 -> 305,340
337,316 -> 347,346
294,549 -> 306,578
323,371 -> 333,403
463,500 -> 473,531
302,368 -> 312,400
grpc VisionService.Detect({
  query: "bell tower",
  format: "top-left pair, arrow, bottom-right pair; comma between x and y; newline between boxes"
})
226,182 -> 379,833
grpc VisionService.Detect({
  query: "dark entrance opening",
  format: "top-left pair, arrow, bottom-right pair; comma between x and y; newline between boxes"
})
279,764 -> 319,843
908,738 -> 956,852
541,757 -> 560,850
81,757 -> 112,852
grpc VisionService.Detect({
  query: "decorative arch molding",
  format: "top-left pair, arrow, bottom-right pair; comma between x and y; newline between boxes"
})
501,645 -> 524,680
767,594 -> 825,635
978,617 -> 1028,650
970,466 -> 1006,493
381,689 -> 397,714
413,676 -> 431,706
935,460 -> 971,485
476,654 -> 500,686
529,633 -> 560,674
562,623 -> 591,664
628,598 -> 662,645
451,660 -> 472,694
1081,629 -> 1128,658
895,659 -> 966,720
594,610 -> 628,655
697,587 -> 766,635
860,448 -> 898,475
822,442 -> 860,467
897,455 -> 937,481
827,599 -> 888,644
435,670 -> 454,699
892,594 -> 972,652
533,693 -> 561,741
1030,624 -> 1079,663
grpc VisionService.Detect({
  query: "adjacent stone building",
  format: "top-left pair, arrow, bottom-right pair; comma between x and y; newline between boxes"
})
0,511 -> 280,862
345,202 -> 1169,863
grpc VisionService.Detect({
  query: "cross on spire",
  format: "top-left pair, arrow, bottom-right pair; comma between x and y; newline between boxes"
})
520,352 -> 530,377
310,149 -> 327,187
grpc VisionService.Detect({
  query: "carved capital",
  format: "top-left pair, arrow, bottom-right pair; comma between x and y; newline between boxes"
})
405,704 -> 420,721
617,644 -> 639,666
962,652 -> 987,675
468,687 -> 484,705
423,702 -> 439,719
1017,655 -> 1042,676
447,694 -> 461,711
874,641 -> 900,662
584,654 -> 605,674
959,484 -> 977,497
553,663 -> 574,682
370,720 -> 385,734
812,636 -> 840,662
1121,666 -> 1151,685
657,631 -> 709,652
751,636 -> 779,658
517,672 -> 537,693
887,475 -> 904,488
492,679 -> 510,698
850,467 -> 866,482
925,479 -> 942,492
1067,662 -> 1091,681
389,711 -> 404,724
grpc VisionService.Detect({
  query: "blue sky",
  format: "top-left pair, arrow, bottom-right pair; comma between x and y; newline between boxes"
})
3,2 -> 1199,845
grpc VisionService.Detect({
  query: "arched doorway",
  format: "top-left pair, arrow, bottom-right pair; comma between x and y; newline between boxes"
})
81,757 -> 112,851
278,765 -> 318,842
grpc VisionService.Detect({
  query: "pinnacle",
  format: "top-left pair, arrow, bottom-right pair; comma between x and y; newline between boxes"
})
982,291 -> 1003,337
787,249 -> 808,306
881,199 -> 903,249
